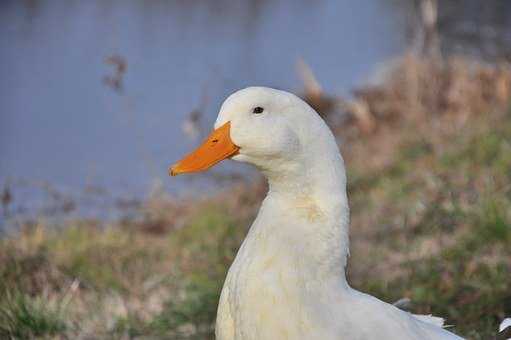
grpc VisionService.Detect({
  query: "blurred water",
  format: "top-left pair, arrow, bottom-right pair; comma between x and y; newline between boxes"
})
0,0 -> 407,217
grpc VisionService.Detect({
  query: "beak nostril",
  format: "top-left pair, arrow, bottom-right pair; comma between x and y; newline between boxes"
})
211,139 -> 219,143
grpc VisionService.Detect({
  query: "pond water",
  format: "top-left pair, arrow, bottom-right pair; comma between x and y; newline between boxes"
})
0,0 -> 409,219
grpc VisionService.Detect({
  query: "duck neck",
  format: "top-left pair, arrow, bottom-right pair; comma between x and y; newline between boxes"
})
259,146 -> 350,286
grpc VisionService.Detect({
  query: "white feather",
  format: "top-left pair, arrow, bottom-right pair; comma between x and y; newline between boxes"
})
500,318 -> 511,332
412,314 -> 445,328
500,318 -> 511,340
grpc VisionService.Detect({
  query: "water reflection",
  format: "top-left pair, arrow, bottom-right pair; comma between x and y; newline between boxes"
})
0,0 -> 406,210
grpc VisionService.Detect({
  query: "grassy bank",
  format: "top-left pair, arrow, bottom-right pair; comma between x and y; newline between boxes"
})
1,55 -> 510,339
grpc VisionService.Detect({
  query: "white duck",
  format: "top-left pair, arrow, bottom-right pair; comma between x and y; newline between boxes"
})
170,87 -> 464,340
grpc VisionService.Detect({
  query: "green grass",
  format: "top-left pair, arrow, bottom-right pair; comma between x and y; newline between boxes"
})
347,110 -> 511,339
0,291 -> 67,339
0,207 -> 245,338
147,273 -> 221,338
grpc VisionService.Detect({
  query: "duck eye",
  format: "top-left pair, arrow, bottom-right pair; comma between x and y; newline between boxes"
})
252,107 -> 264,114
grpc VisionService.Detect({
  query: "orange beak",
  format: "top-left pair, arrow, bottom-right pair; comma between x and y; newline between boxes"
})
169,122 -> 239,176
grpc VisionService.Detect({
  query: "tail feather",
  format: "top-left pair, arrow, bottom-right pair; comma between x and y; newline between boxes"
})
412,314 -> 445,328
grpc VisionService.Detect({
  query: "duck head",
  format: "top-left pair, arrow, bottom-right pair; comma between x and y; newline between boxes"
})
170,86 -> 341,182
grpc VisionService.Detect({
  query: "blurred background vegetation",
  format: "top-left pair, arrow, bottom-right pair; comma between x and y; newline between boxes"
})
1,0 -> 510,339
